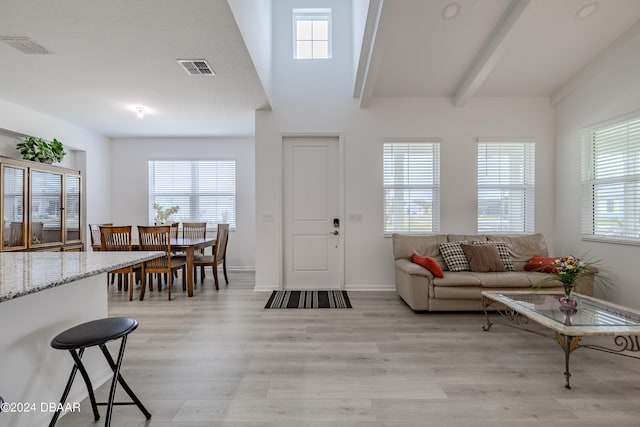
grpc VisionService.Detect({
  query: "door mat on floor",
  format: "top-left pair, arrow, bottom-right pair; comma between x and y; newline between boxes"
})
265,290 -> 352,309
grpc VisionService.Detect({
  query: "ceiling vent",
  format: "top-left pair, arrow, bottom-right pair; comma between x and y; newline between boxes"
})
177,59 -> 215,76
0,36 -> 51,54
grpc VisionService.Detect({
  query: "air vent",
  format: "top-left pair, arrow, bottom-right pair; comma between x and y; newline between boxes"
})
177,59 -> 215,76
0,36 -> 51,54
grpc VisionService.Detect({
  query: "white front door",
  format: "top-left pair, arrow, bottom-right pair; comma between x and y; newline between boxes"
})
283,136 -> 341,289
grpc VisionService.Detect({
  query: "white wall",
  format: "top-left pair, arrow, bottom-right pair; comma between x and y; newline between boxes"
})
555,27 -> 640,309
255,0 -> 555,290
0,98 -> 112,245
110,137 -> 256,269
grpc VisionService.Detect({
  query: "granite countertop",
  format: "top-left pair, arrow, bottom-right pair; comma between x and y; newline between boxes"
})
0,251 -> 164,303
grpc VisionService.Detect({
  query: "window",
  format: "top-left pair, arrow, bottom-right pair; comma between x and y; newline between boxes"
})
581,115 -> 640,242
293,8 -> 331,59
477,141 -> 535,233
383,141 -> 440,234
148,160 -> 236,229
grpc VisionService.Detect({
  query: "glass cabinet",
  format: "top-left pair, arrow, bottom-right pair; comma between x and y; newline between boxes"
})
1,157 -> 83,251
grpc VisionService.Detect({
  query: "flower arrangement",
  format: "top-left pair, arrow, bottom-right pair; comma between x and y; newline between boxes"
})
549,256 -> 597,285
153,203 -> 179,224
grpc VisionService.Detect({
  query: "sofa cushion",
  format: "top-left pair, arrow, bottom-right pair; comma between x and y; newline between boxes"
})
439,241 -> 470,271
392,234 -> 448,260
460,244 -> 505,272
487,233 -> 548,271
411,253 -> 444,278
475,272 -> 532,288
433,271 -> 482,287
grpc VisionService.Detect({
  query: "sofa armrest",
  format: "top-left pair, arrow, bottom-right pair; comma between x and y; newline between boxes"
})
395,258 -> 434,279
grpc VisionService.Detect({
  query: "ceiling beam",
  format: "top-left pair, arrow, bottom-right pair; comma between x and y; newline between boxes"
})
355,0 -> 391,108
453,0 -> 536,107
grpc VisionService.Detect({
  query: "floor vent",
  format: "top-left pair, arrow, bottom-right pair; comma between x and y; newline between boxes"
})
0,36 -> 51,54
177,59 -> 215,76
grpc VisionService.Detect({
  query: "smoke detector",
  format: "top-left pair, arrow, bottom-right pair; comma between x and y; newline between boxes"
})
0,36 -> 51,54
177,59 -> 215,76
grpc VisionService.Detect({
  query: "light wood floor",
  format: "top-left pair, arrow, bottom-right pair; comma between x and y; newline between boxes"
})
58,271 -> 640,426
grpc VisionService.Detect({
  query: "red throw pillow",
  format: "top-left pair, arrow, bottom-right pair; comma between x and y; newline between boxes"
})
524,256 -> 557,273
411,253 -> 444,278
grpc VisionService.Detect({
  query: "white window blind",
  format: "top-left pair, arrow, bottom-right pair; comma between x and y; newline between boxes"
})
383,142 -> 440,234
148,160 -> 236,229
477,141 -> 535,233
581,116 -> 640,242
293,8 -> 331,59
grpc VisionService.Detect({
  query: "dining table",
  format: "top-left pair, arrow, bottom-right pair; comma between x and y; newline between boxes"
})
92,236 -> 217,297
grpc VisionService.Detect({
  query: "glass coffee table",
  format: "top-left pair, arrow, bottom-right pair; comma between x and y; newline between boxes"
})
482,291 -> 640,388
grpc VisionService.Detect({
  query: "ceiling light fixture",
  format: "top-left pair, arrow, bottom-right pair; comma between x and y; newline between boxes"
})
576,2 -> 598,20
441,2 -> 461,20
128,105 -> 150,119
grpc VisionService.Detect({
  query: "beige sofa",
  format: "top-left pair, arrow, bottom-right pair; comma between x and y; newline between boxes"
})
392,233 -> 594,311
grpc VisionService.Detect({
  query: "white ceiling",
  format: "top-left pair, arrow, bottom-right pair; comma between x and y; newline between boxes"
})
1,1 -> 640,138
366,0 -> 640,105
0,0 -> 269,138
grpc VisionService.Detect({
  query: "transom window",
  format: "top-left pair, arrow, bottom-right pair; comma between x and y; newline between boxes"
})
477,141 -> 535,233
383,141 -> 440,234
148,160 -> 236,230
293,8 -> 331,59
581,115 -> 640,243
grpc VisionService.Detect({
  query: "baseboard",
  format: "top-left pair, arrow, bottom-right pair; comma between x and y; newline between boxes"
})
227,266 -> 255,272
344,283 -> 395,291
253,283 -> 396,292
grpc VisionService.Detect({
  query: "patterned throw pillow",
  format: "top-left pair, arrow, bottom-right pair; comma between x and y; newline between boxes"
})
439,241 -> 470,272
472,241 -> 514,271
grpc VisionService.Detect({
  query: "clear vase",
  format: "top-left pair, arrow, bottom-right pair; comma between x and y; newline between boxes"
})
559,283 -> 577,310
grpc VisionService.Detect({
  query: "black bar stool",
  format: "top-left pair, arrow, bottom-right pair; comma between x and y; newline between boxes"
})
49,317 -> 151,426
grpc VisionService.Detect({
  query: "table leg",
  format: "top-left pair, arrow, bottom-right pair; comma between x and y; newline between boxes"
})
555,333 -> 581,389
482,296 -> 493,331
186,247 -> 194,297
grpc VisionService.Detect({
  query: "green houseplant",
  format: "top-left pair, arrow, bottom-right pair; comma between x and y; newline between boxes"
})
16,136 -> 66,163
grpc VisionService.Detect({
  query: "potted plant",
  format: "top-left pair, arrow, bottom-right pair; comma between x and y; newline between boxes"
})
16,136 -> 66,163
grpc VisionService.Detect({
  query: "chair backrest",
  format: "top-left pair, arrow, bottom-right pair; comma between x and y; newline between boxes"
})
182,222 -> 207,239
138,225 -> 171,269
89,223 -> 113,248
215,224 -> 229,263
170,222 -> 179,238
99,225 -> 132,251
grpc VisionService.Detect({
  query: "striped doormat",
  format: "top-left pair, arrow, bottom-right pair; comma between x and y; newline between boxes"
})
265,290 -> 352,309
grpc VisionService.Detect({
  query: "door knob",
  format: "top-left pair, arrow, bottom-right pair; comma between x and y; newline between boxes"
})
330,230 -> 339,236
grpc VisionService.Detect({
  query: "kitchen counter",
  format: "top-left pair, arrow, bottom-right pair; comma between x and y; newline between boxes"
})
0,250 -> 163,427
0,251 -> 164,302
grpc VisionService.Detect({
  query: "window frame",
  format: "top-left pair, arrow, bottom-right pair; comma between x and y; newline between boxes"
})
147,159 -> 236,231
581,112 -> 640,244
382,139 -> 441,236
292,8 -> 332,60
477,139 -> 535,234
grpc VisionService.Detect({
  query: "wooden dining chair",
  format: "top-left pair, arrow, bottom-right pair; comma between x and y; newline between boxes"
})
137,225 -> 186,301
193,224 -> 229,290
89,223 -> 112,250
99,225 -> 144,301
181,222 -> 208,282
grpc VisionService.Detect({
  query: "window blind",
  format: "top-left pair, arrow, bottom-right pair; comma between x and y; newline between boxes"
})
477,141 -> 535,233
581,116 -> 640,242
383,142 -> 440,234
148,160 -> 236,229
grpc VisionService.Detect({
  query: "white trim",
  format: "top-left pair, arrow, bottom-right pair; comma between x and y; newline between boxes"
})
580,109 -> 640,134
292,8 -> 332,60
345,283 -> 395,291
477,136 -> 535,143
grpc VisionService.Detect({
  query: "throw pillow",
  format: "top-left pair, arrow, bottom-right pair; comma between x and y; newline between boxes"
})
411,253 -> 444,278
472,241 -> 515,271
439,241 -> 470,272
524,255 -> 557,273
461,243 -> 506,272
